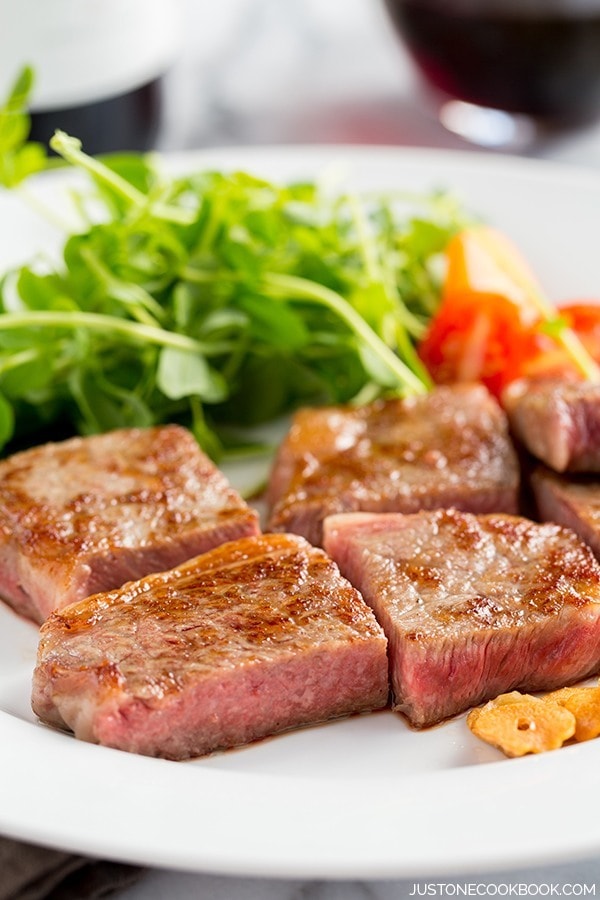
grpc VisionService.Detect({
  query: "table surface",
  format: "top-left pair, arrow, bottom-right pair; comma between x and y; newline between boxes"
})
25,1 -> 600,896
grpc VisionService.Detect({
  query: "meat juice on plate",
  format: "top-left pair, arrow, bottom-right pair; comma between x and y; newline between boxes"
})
383,0 -> 600,125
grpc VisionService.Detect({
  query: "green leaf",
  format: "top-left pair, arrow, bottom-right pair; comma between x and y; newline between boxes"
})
190,399 -> 223,460
69,368 -> 154,433
539,316 -> 569,339
0,66 -> 47,188
217,353 -> 291,425
0,351 -> 56,397
156,347 -> 228,402
239,294 -> 309,350
16,269 -> 76,312
0,128 -> 472,457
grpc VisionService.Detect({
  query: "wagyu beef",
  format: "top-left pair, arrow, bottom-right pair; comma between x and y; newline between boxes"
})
267,384 -> 519,546
323,508 -> 600,727
32,533 -> 388,759
532,466 -> 600,561
0,425 -> 259,623
504,377 -> 600,472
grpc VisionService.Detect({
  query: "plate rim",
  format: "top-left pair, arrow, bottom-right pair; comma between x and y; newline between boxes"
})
2,142 -> 600,879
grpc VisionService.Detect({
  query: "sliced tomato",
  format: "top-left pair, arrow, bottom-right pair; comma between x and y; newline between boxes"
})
510,303 -> 600,382
418,289 -> 546,398
559,303 -> 600,359
418,226 -> 600,399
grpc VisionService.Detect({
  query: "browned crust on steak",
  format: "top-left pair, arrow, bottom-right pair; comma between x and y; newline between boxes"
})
267,384 -> 519,546
32,533 -> 389,759
324,508 -> 600,727
0,425 -> 259,623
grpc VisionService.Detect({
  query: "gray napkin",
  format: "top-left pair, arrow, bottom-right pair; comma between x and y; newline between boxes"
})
0,836 -> 144,900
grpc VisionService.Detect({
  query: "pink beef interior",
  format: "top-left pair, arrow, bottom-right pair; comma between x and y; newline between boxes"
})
324,509 -> 600,727
532,466 -> 600,561
0,424 -> 259,623
32,533 -> 388,759
504,377 -> 600,473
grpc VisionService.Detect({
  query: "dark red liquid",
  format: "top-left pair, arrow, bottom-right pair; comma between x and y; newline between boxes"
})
384,0 -> 600,124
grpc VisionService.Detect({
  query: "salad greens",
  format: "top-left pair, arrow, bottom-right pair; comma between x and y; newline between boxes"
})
0,68 -> 471,458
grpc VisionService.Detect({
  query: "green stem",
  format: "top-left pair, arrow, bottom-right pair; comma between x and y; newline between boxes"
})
50,130 -> 195,225
349,192 -> 428,341
0,310 -> 229,355
79,246 -> 164,327
179,266 -> 228,284
262,272 -> 428,395
348,194 -> 381,283
0,347 -> 42,374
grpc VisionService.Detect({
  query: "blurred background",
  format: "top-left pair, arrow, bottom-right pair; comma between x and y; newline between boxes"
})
158,0 -> 600,166
4,0 -> 600,167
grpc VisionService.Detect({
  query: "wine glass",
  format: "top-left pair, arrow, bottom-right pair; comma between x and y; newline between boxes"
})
383,0 -> 600,149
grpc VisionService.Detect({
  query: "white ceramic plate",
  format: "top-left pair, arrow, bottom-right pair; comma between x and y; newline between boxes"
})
1,145 -> 600,880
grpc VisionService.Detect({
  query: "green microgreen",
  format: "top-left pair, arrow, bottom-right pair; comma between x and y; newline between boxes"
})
0,68 -> 471,456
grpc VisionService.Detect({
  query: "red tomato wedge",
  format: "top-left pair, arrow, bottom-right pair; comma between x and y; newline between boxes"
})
418,225 -> 600,399
559,304 -> 600,360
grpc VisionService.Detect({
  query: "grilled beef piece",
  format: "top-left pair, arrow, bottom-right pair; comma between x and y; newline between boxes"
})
532,466 -> 600,561
32,533 -> 388,759
267,384 -> 519,547
503,377 -> 600,472
324,508 -> 600,727
0,425 -> 259,623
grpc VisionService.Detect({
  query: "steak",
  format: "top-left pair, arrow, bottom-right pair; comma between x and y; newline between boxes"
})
0,425 -> 259,623
267,384 -> 519,546
532,466 -> 600,561
31,533 -> 389,760
323,508 -> 600,727
503,377 -> 600,472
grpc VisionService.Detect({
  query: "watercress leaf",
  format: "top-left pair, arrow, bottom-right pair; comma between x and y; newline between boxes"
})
157,347 -> 228,402
98,153 -> 156,193
217,353 -> 291,425
0,67 -> 47,188
69,368 -> 154,433
190,400 -> 224,461
0,115 -> 471,456
16,269 -> 77,311
0,113 -> 29,153
197,307 -> 248,339
239,294 -> 309,350
218,230 -> 263,280
0,352 -> 56,397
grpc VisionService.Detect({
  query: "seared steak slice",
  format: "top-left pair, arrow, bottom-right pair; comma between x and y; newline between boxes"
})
323,508 -> 600,727
532,466 -> 600,561
32,533 -> 388,759
504,377 -> 600,472
0,425 -> 259,623
267,384 -> 519,546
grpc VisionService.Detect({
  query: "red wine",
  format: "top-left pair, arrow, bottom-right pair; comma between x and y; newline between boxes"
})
384,0 -> 600,124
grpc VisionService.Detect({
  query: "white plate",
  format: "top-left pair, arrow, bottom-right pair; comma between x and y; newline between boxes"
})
1,145 -> 600,880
